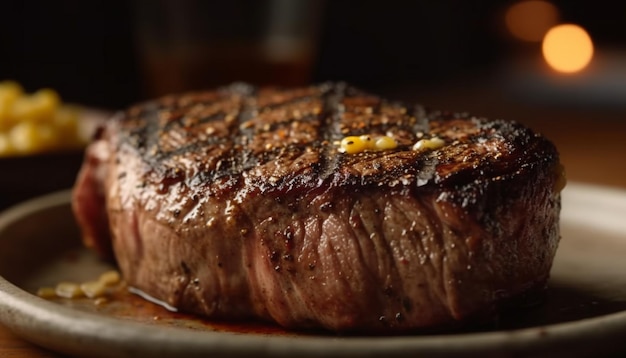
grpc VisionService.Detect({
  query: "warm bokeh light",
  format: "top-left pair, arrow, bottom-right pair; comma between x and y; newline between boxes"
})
505,0 -> 560,42
542,24 -> 594,74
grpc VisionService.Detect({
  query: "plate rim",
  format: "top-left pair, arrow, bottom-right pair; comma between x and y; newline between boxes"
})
2,183 -> 626,357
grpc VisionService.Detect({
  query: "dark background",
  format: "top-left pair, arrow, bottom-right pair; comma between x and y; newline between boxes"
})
1,0 -> 625,210
1,0 -> 625,109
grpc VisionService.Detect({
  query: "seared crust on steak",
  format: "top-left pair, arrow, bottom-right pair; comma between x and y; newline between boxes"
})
73,83 -> 562,332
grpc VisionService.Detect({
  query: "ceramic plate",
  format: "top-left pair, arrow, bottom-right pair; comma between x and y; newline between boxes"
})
1,183 -> 626,357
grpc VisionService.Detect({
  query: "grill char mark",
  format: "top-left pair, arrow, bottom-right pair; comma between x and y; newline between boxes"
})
316,82 -> 347,183
115,83 -> 558,199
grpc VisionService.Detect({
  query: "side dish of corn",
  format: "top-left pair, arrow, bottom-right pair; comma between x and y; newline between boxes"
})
0,80 -> 86,157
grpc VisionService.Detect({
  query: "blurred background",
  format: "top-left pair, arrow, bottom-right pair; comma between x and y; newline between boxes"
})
2,0 -> 625,107
0,0 -> 625,208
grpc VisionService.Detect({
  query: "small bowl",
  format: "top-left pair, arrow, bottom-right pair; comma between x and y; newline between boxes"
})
0,108 -> 109,211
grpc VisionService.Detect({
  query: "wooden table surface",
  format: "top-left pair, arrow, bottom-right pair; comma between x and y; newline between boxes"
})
1,84 -> 625,357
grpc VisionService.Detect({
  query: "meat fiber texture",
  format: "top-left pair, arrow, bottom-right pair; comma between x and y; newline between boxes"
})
72,83 -> 563,332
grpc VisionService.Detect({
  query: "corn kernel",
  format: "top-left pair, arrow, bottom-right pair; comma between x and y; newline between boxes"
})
0,82 -> 22,128
0,81 -> 24,104
413,137 -> 445,151
10,89 -> 59,124
33,88 -> 60,107
10,121 -> 39,153
0,102 -> 11,130
99,270 -> 121,286
359,135 -> 374,148
9,121 -> 59,153
36,287 -> 57,299
11,97 -> 37,122
340,136 -> 367,154
374,136 -> 397,150
0,133 -> 14,156
80,280 -> 107,298
55,282 -> 84,298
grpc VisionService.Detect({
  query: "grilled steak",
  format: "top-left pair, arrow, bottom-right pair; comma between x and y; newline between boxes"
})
72,83 -> 563,332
